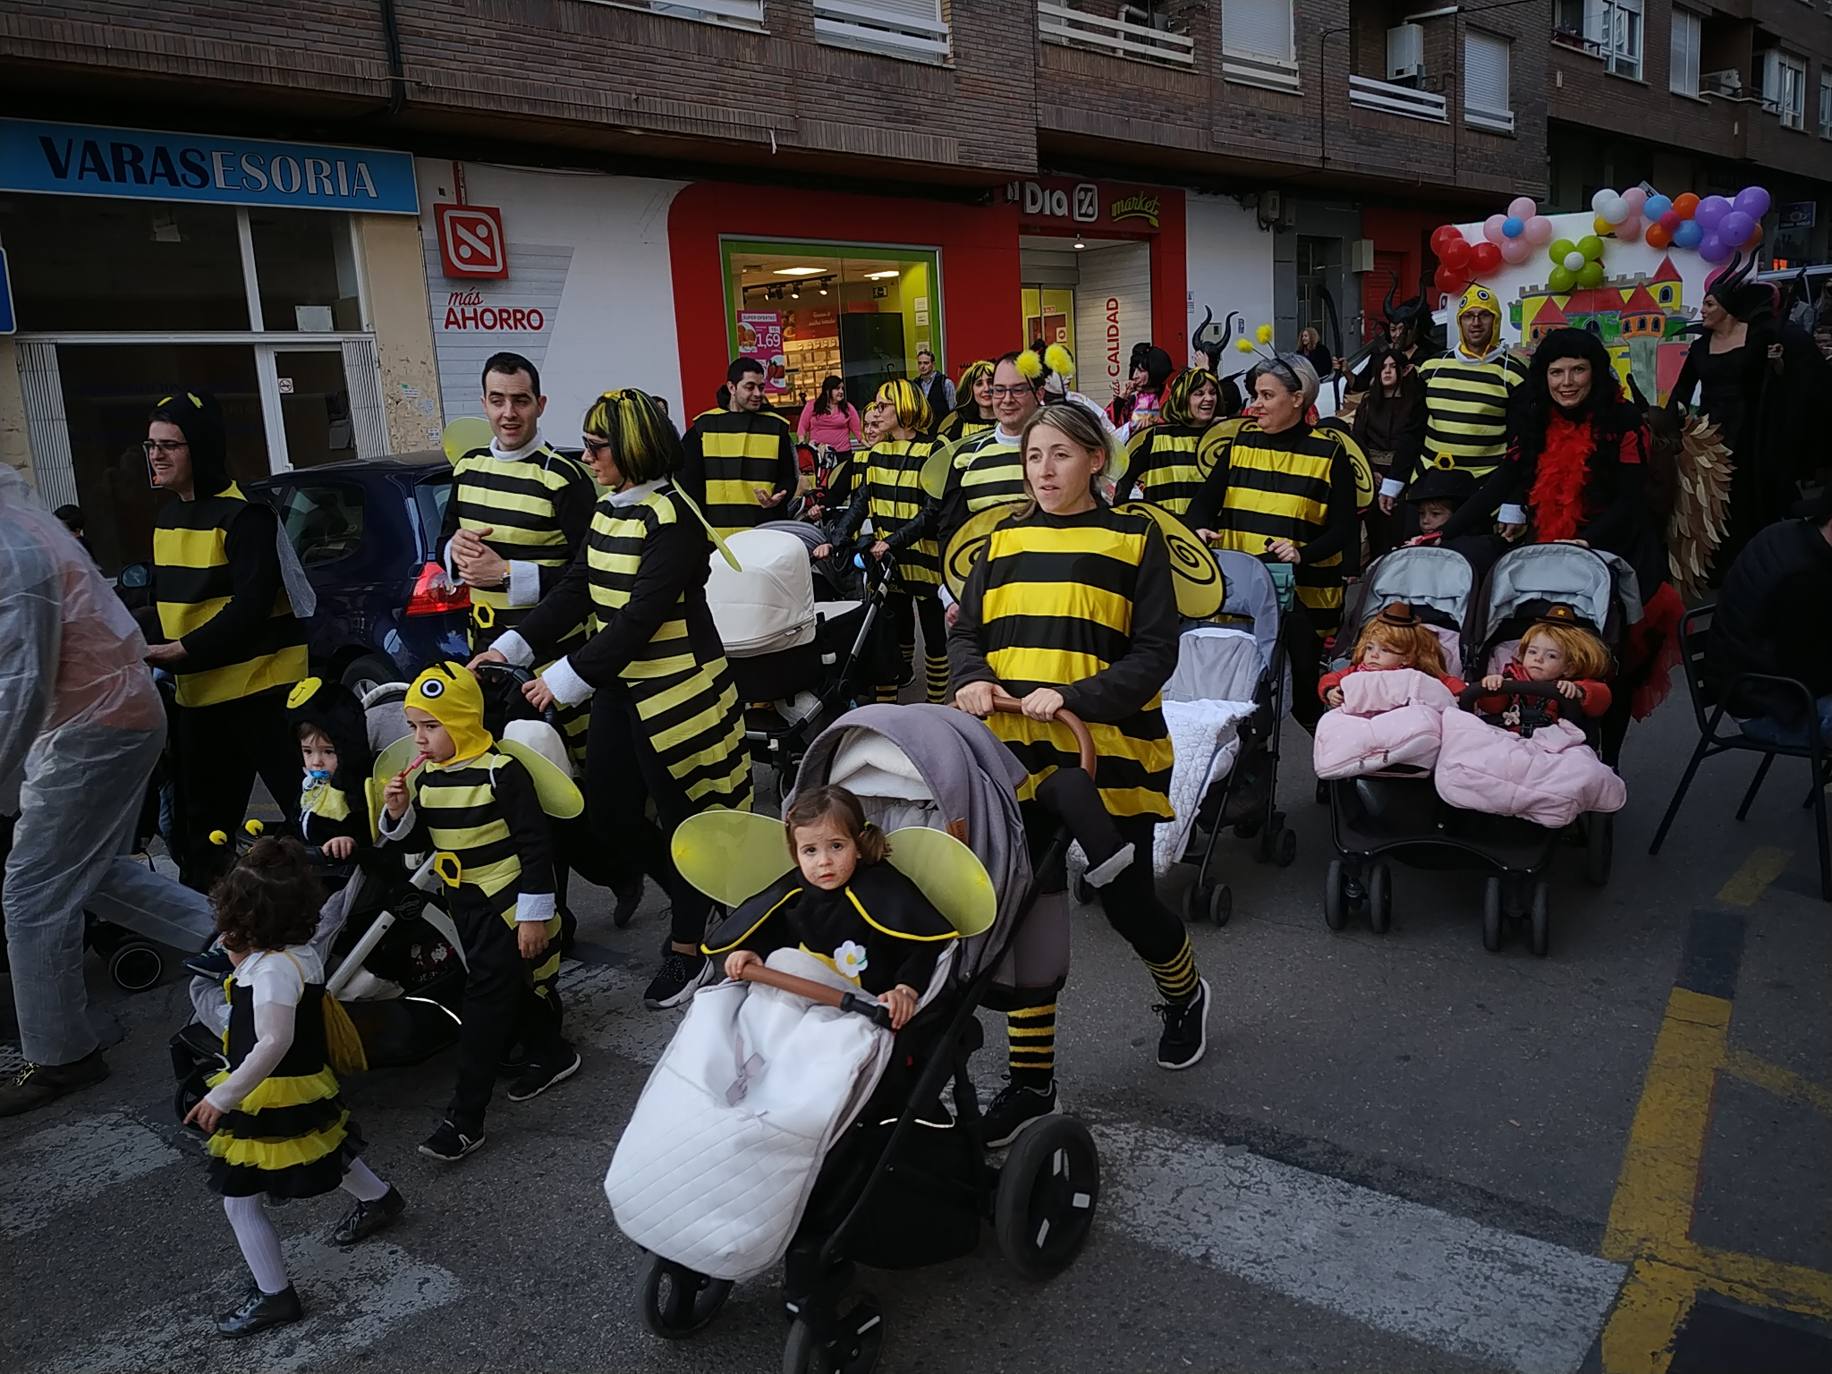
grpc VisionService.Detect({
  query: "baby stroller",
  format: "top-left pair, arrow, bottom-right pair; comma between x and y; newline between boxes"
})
705,523 -> 897,780
1096,549 -> 1292,928
609,703 -> 1101,1373
1323,543 -> 1625,955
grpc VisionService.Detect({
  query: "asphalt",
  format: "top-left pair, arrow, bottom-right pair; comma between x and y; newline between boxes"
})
3,688 -> 1829,1374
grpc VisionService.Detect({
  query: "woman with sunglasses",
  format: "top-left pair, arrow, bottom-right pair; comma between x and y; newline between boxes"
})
1189,354 -> 1359,729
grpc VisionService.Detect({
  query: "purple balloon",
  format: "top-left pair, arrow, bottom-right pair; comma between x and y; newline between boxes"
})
1673,220 -> 1703,249
1698,233 -> 1730,264
1719,210 -> 1755,246
1734,186 -> 1771,219
1694,195 -> 1731,232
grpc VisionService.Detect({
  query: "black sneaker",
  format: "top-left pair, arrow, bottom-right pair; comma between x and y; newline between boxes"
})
183,948 -> 234,981
215,1283 -> 303,1338
330,1185 -> 405,1246
643,951 -> 712,1010
0,1049 -> 110,1118
980,1080 -> 1059,1148
611,874 -> 644,929
507,1048 -> 581,1102
416,1120 -> 484,1162
1155,977 -> 1211,1071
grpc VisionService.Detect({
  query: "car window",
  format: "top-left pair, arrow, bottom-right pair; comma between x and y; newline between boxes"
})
273,482 -> 365,567
414,475 -> 452,548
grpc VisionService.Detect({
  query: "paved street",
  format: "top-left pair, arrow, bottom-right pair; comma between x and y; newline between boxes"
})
4,693 -> 1830,1374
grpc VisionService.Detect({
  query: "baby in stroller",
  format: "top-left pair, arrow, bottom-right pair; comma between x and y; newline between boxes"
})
1319,601 -> 1467,709
1471,604 -> 1612,733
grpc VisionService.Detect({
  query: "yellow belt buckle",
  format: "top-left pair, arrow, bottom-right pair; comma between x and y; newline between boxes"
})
472,601 -> 496,631
433,851 -> 464,888
1432,453 -> 1456,470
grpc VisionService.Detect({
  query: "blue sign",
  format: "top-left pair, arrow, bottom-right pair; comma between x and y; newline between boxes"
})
0,247 -> 12,336
0,119 -> 418,215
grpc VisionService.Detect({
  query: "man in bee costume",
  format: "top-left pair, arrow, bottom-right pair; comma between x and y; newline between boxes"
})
681,357 -> 801,538
1379,284 -> 1529,531
935,349 -> 1051,551
380,662 -> 580,1162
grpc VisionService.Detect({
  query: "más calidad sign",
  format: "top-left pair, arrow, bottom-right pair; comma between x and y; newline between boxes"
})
0,120 -> 418,214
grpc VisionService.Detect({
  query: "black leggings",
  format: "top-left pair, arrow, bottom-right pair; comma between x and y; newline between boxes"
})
1284,600 -> 1330,734
583,688 -> 709,946
170,689 -> 301,889
446,894 -> 565,1134
881,589 -> 948,703
1017,805 -> 1186,979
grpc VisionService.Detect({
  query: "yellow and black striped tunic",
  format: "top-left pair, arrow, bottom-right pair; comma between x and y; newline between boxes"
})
682,408 -> 799,537
581,487 -> 753,810
936,411 -> 995,444
954,506 -> 1177,820
1122,423 -> 1210,519
154,483 -> 307,709
1413,350 -> 1529,481
938,429 -> 1027,547
1192,421 -> 1356,637
844,438 -> 942,589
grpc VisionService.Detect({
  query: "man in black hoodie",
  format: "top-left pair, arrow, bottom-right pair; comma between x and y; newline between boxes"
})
1705,487 -> 1832,745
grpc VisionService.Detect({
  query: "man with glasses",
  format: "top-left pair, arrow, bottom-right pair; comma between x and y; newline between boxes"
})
935,351 -> 1042,552
912,347 -> 954,420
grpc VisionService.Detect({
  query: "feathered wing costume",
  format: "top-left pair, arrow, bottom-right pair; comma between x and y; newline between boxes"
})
1631,375 -> 1734,600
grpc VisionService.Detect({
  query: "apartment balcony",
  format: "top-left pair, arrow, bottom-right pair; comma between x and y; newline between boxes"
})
1346,73 -> 1447,124
1038,0 -> 1196,68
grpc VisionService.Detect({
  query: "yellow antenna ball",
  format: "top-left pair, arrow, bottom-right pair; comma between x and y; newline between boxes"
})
1015,349 -> 1044,380
1236,337 -> 1255,353
1044,343 -> 1075,378
1256,324 -> 1274,344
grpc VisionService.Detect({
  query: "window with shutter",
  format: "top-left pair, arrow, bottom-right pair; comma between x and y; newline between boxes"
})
1669,9 -> 1700,96
1464,31 -> 1513,132
811,0 -> 950,63
1220,0 -> 1297,90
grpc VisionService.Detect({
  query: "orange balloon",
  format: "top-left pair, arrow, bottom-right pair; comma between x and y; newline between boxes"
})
1645,223 -> 1672,249
1746,223 -> 1764,246
1673,192 -> 1700,217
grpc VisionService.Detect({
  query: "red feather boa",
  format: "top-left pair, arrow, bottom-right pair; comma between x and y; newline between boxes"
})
1529,414 -> 1592,542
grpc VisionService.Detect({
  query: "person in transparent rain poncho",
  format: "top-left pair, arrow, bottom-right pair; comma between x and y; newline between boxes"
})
0,464 -> 217,1116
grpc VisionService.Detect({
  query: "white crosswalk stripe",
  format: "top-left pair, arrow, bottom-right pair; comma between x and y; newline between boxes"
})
0,1109 -> 184,1237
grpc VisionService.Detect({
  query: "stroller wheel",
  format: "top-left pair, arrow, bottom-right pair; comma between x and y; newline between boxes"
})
1323,860 -> 1349,932
637,1255 -> 731,1340
1583,813 -> 1614,887
1208,884 -> 1234,928
109,940 -> 165,993
783,1299 -> 882,1374
995,1114 -> 1100,1281
1529,882 -> 1551,958
1367,864 -> 1392,935
1481,877 -> 1504,953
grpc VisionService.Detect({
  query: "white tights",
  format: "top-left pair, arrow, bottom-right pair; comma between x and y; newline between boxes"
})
222,1158 -> 390,1294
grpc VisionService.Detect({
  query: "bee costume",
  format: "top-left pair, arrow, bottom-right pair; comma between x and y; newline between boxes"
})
149,389 -> 309,887
379,662 -> 583,1138
286,676 -> 373,857
831,379 -> 949,703
934,360 -> 996,444
947,482 -> 1210,1113
492,390 -> 753,958
680,392 -> 800,538
1115,368 -> 1225,519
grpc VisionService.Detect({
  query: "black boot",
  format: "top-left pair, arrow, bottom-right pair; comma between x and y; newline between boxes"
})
0,1049 -> 109,1118
331,1186 -> 406,1246
215,1284 -> 303,1338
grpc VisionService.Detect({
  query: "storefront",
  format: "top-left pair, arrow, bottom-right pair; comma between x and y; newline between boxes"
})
0,119 -> 432,571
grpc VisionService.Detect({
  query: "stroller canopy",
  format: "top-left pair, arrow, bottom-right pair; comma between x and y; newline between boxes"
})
1212,550 -> 1283,669
707,528 -> 818,657
1480,543 -> 1641,642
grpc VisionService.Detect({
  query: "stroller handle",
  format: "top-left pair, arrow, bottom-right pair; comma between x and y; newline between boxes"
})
473,659 -> 563,730
1457,679 -> 1572,708
735,964 -> 895,1029
990,694 -> 1098,778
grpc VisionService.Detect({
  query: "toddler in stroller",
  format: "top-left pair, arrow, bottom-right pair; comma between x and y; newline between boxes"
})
604,703 -> 1103,1374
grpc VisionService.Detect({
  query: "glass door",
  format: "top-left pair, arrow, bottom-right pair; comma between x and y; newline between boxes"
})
271,348 -> 358,468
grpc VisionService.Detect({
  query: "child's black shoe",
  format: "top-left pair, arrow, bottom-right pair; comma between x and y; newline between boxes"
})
184,948 -> 234,981
417,1120 -> 484,1162
331,1186 -> 405,1246
215,1284 -> 302,1338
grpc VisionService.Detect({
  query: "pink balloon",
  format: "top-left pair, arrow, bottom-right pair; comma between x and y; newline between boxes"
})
1523,215 -> 1555,246
1483,214 -> 1507,245
1508,196 -> 1538,221
1500,237 -> 1532,265
1621,187 -> 1647,214
1617,215 -> 1644,244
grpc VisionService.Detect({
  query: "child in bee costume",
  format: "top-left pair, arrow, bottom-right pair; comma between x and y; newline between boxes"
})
378,662 -> 584,1162
286,677 -> 374,862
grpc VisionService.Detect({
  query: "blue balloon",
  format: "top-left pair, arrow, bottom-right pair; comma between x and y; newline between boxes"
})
1644,194 -> 1673,220
1502,216 -> 1525,238
1673,219 -> 1703,250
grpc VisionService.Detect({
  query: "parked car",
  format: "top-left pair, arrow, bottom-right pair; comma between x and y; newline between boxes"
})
248,450 -> 469,695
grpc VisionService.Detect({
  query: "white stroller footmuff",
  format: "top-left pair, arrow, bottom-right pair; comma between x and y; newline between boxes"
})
604,947 -> 896,1281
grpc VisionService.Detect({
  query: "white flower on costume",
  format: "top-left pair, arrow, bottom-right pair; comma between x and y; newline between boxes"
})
833,941 -> 869,982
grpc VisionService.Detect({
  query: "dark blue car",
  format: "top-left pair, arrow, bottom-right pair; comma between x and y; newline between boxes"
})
249,451 -> 470,695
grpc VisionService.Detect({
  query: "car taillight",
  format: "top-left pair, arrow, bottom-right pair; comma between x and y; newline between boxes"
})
405,561 -> 470,617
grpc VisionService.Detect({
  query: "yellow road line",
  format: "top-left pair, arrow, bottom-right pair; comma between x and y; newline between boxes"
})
1692,1241 -> 1832,1322
1601,1258 -> 1698,1374
1722,1048 -> 1832,1119
1716,847 -> 1791,906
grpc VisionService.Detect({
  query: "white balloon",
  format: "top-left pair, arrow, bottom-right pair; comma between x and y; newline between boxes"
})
1601,196 -> 1630,225
1563,251 -> 1586,272
1591,188 -> 1614,213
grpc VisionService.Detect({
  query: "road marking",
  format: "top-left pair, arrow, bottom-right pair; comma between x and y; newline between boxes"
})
1715,847 -> 1790,907
1092,1120 -> 1625,1374
0,1109 -> 183,1237
40,1236 -> 459,1374
1720,1048 -> 1832,1119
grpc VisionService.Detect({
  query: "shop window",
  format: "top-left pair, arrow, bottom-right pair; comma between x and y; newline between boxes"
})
275,348 -> 358,467
53,343 -> 269,573
272,480 -> 365,566
250,208 -> 363,331
721,240 -> 944,413
0,194 -> 249,332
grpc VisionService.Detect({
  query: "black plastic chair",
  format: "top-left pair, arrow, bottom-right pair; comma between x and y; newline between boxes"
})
1649,604 -> 1830,901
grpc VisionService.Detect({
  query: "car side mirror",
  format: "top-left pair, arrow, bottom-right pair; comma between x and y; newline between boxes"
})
118,563 -> 151,590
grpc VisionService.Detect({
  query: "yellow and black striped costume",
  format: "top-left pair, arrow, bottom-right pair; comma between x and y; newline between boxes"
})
937,429 -> 1027,546
834,438 -> 948,702
1190,421 -> 1357,638
1122,425 -> 1210,519
955,506 -> 1176,820
681,408 -> 800,538
935,410 -> 995,444
153,483 -> 307,708
1406,349 -> 1529,483
206,954 -> 360,1199
445,442 -> 596,764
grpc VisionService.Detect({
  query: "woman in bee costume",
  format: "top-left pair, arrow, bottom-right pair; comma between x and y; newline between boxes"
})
817,378 -> 949,703
1188,353 -> 1359,731
1115,366 -> 1225,518
476,388 -> 753,1013
949,402 -> 1211,1149
935,360 -> 996,443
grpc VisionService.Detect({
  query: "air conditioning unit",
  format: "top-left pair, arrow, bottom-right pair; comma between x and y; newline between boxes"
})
1702,68 -> 1743,97
1387,24 -> 1424,81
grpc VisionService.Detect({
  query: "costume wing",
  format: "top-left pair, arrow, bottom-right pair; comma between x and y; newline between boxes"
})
1313,419 -> 1376,514
671,808 -> 793,909
441,417 -> 493,463
1195,417 -> 1251,480
1666,416 -> 1735,599
1111,502 -> 1227,619
941,501 -> 1026,601
918,438 -> 965,501
371,735 -> 583,821
883,827 -> 996,937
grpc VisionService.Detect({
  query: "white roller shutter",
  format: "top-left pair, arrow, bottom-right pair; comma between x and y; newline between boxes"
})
1221,0 -> 1292,62
341,337 -> 390,458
